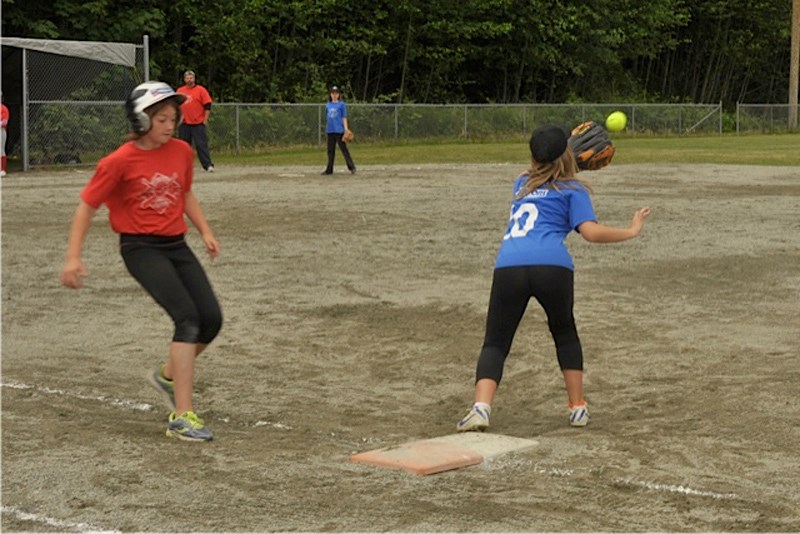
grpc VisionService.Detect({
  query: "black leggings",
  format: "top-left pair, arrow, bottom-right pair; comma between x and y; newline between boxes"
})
476,265 -> 582,384
325,133 -> 355,172
120,234 -> 222,344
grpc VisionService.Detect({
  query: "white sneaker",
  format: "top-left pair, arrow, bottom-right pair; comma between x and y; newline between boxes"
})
569,404 -> 590,427
0,170 -> 6,177
206,166 -> 215,172
456,404 -> 490,432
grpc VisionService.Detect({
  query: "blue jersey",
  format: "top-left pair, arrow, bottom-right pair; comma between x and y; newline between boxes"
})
494,175 -> 597,270
325,101 -> 347,133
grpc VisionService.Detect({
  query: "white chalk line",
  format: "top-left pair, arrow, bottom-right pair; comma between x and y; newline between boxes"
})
1,381 -> 153,411
1,505 -> 120,533
614,477 -> 738,500
487,459 -> 738,500
2,382 -> 735,500
1,380 -> 292,430
541,466 -> 739,500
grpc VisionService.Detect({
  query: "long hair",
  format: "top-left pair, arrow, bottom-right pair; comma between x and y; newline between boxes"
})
515,148 -> 591,199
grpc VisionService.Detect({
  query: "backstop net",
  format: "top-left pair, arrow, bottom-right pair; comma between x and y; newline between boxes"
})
1,37 -> 148,170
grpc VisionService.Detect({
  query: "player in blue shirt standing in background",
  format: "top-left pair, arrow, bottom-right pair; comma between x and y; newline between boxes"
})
321,85 -> 356,175
457,124 -> 651,432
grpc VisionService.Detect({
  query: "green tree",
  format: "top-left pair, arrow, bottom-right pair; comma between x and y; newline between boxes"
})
1,0 -> 792,106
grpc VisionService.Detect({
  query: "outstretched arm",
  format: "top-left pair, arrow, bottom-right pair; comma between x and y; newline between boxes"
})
578,207 -> 651,243
60,201 -> 97,288
184,191 -> 219,258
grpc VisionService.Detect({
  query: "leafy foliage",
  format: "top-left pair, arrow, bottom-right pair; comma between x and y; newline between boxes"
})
1,0 -> 794,106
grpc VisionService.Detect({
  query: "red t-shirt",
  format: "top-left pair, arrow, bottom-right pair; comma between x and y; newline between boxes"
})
1,104 -> 9,128
81,138 -> 194,235
176,84 -> 212,125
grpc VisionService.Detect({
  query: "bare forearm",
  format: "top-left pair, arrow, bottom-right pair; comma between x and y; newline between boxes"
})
65,201 -> 97,259
184,192 -> 220,258
579,207 -> 650,243
580,224 -> 637,243
184,192 -> 212,235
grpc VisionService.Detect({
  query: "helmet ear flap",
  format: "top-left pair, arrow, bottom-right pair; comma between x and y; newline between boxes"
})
128,110 -> 151,134
125,87 -> 151,134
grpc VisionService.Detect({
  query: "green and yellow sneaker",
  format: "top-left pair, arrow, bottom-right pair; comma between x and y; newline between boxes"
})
166,411 -> 213,442
147,365 -> 175,412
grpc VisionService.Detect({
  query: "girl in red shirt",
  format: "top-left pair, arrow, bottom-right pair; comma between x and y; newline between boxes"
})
60,82 -> 222,442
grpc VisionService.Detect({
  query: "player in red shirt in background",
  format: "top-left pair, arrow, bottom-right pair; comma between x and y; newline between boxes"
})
60,81 -> 223,442
1,98 -> 9,176
176,70 -> 215,172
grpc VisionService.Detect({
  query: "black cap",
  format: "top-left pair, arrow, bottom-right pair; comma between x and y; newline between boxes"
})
529,124 -> 570,163
330,85 -> 341,93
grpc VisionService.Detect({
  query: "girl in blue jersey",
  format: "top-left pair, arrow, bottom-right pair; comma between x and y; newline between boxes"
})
321,85 -> 356,175
457,124 -> 651,431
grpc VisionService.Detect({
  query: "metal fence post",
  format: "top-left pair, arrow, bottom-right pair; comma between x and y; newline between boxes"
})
235,104 -> 240,154
143,34 -> 149,81
394,105 -> 399,140
464,105 -> 468,139
522,105 -> 526,132
22,48 -> 29,171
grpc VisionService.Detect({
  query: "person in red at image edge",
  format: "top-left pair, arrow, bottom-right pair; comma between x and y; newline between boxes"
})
1,97 -> 9,176
456,124 -> 651,433
60,81 -> 222,442
177,70 -> 215,172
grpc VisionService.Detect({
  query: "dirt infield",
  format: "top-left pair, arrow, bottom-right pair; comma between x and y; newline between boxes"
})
2,162 -> 799,532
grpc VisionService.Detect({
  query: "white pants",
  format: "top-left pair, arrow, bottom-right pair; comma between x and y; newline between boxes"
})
1,128 -> 6,157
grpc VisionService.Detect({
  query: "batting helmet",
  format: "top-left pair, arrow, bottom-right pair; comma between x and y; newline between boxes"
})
125,81 -> 186,134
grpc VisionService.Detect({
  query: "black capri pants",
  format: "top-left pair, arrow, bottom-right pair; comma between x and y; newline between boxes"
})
476,265 -> 583,384
120,234 -> 222,344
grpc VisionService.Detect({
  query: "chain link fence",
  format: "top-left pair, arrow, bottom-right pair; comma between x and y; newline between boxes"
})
209,102 -> 728,153
27,53 -> 146,166
1,37 -> 147,170
4,39 -> 800,170
735,104 -> 800,134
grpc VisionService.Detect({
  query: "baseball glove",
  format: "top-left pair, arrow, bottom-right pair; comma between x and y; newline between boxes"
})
568,120 -> 615,171
342,129 -> 354,143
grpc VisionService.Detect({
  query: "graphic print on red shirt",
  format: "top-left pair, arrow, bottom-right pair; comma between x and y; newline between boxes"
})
81,138 -> 194,236
139,172 -> 183,214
